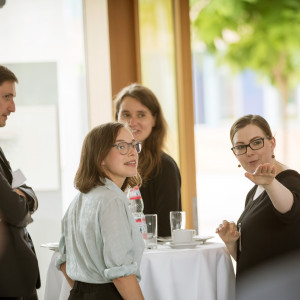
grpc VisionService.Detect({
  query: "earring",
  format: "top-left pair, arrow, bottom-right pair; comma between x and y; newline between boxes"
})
272,154 -> 275,158
238,164 -> 241,168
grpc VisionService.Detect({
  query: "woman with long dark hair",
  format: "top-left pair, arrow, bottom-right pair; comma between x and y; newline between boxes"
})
114,83 -> 182,237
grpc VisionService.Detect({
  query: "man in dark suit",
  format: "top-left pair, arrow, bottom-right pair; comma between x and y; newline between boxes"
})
0,65 -> 40,299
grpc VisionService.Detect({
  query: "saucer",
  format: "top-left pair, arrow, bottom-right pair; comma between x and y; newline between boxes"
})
166,241 -> 200,249
193,235 -> 214,243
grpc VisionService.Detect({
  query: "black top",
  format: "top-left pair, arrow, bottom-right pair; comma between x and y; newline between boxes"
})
140,152 -> 182,237
0,147 -> 40,297
236,169 -> 300,279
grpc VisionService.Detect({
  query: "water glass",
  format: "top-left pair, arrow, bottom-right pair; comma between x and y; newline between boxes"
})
145,214 -> 157,249
170,211 -> 186,232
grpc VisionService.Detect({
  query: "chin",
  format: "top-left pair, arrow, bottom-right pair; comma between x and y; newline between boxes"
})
126,171 -> 137,177
133,133 -> 141,140
134,132 -> 145,141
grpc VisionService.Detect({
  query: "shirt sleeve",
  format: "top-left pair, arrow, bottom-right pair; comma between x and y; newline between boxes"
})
18,184 -> 38,214
100,196 -> 138,281
56,232 -> 66,270
272,170 -> 300,223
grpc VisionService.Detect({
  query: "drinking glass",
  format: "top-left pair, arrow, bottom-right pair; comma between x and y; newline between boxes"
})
170,211 -> 186,232
145,214 -> 157,249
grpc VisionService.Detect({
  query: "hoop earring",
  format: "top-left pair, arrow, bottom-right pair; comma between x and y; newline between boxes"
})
272,154 -> 275,158
238,164 -> 241,168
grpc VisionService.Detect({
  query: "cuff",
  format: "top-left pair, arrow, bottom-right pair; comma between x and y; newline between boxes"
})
55,253 -> 66,271
104,262 -> 138,280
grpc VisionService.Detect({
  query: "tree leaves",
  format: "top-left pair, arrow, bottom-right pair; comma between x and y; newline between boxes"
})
191,0 -> 300,90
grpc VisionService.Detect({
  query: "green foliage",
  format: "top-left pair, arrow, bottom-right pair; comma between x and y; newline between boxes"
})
191,0 -> 300,89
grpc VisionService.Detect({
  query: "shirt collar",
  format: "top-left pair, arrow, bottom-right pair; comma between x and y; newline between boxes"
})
103,178 -> 127,199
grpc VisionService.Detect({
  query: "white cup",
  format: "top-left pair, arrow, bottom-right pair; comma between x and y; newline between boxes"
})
172,229 -> 196,244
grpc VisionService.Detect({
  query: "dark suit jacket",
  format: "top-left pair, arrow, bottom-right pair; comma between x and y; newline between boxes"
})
0,147 -> 40,297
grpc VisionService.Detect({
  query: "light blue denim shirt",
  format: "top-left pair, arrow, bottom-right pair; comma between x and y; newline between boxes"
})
56,178 -> 144,283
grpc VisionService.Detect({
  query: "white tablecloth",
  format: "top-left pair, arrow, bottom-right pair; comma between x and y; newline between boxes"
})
44,243 -> 235,300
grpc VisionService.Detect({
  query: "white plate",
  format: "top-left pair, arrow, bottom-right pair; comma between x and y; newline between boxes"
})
193,235 -> 214,243
159,235 -> 214,244
40,243 -> 59,251
166,241 -> 200,249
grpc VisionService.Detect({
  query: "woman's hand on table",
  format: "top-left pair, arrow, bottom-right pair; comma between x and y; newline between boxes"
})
216,220 -> 239,260
216,220 -> 239,243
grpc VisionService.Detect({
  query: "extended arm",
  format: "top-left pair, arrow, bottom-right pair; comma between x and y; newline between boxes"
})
245,163 -> 293,213
113,275 -> 144,300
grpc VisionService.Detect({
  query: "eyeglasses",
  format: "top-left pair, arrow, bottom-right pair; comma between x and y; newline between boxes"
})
112,141 -> 142,155
231,138 -> 265,156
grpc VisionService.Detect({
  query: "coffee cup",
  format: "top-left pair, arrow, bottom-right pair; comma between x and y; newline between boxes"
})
172,229 -> 196,244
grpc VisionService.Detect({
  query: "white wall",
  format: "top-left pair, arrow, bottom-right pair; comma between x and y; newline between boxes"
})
0,0 -> 88,298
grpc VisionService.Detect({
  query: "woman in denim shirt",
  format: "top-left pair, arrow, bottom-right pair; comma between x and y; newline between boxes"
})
56,122 -> 145,300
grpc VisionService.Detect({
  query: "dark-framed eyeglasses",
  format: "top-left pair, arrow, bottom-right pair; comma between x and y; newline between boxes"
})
112,141 -> 142,155
231,138 -> 265,156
